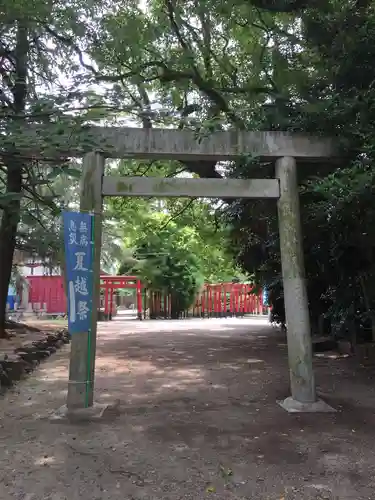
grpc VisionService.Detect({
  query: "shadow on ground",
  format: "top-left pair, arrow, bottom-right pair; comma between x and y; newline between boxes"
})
0,317 -> 375,499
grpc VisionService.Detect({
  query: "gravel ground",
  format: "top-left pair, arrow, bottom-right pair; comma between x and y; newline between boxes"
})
0,315 -> 375,500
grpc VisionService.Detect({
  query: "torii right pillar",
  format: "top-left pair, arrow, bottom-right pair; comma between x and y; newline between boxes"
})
276,157 -> 335,412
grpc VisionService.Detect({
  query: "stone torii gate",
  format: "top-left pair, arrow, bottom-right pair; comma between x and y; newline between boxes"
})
52,127 -> 336,415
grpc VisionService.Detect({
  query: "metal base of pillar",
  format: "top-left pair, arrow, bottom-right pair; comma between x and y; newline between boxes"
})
278,396 -> 336,413
50,400 -> 121,422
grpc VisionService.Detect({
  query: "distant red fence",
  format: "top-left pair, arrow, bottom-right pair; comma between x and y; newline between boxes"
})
143,283 -> 265,319
27,276 -> 66,314
26,275 -> 142,318
199,283 -> 264,317
27,275 -> 266,320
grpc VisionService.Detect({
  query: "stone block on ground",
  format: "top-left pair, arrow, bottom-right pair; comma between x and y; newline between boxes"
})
337,339 -> 352,355
0,326 -> 67,394
0,356 -> 27,381
312,337 -> 337,353
354,343 -> 375,365
47,334 -> 58,343
51,400 -> 121,423
16,351 -> 40,368
45,345 -> 57,354
278,396 -> 336,413
0,364 -> 12,387
36,350 -> 51,359
14,344 -> 34,353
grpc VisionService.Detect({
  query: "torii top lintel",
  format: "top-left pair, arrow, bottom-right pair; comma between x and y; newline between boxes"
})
26,126 -> 337,162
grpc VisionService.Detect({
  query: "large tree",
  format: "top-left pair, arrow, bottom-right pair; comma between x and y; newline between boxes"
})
0,0 -> 113,335
3,0 -> 375,341
85,0 -> 375,339
108,159 -> 244,284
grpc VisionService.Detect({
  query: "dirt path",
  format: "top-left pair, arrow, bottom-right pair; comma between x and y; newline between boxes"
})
1,316 -> 375,499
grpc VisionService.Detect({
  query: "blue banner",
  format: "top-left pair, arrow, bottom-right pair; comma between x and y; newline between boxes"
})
262,287 -> 269,307
63,211 -> 94,334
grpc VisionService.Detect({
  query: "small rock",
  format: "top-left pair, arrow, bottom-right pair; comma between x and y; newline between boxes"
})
35,350 -> 51,359
1,359 -> 26,381
45,346 -> 57,354
16,352 -> 39,367
0,364 -> 11,387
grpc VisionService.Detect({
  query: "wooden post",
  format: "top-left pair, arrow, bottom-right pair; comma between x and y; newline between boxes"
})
136,280 -> 142,320
109,286 -> 114,319
276,156 -> 316,404
67,152 -> 105,410
104,284 -> 109,319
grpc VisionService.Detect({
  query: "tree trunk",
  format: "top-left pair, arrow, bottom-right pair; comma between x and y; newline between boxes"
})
359,274 -> 375,342
0,166 -> 23,336
0,22 -> 29,337
170,294 -> 182,319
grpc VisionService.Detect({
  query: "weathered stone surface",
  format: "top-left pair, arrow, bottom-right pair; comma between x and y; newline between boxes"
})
276,157 -> 315,404
103,177 -> 280,199
51,400 -> 121,423
312,337 -> 337,353
5,353 -> 35,373
54,329 -> 69,341
0,364 -> 11,387
278,396 -> 336,413
354,343 -> 375,365
0,328 -> 68,394
45,346 -> 57,354
337,340 -> 352,355
1,358 -> 26,381
21,126 -> 338,161
21,349 -> 48,361
16,351 -> 40,367
15,345 -> 39,354
37,350 -> 51,358
32,341 -> 47,349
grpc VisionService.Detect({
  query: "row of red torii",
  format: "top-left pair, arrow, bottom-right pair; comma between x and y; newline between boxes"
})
101,275 -> 265,320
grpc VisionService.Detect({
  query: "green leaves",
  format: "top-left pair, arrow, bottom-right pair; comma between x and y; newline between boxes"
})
130,221 -> 204,314
2,0 -> 372,339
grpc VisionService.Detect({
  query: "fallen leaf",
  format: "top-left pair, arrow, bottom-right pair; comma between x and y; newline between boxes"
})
219,465 -> 233,477
206,486 -> 216,493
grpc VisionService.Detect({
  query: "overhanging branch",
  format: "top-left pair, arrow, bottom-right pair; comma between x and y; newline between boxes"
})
249,0 -> 311,12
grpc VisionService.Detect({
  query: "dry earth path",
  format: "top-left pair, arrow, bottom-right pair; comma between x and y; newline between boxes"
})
0,315 -> 375,499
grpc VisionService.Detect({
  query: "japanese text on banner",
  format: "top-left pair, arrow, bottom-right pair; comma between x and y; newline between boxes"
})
63,211 -> 94,334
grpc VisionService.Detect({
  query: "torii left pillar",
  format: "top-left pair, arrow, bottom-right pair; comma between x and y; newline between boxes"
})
66,152 -> 105,414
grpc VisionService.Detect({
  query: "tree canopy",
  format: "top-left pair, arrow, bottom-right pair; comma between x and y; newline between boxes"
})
1,0 -> 375,341
108,160 -> 245,308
